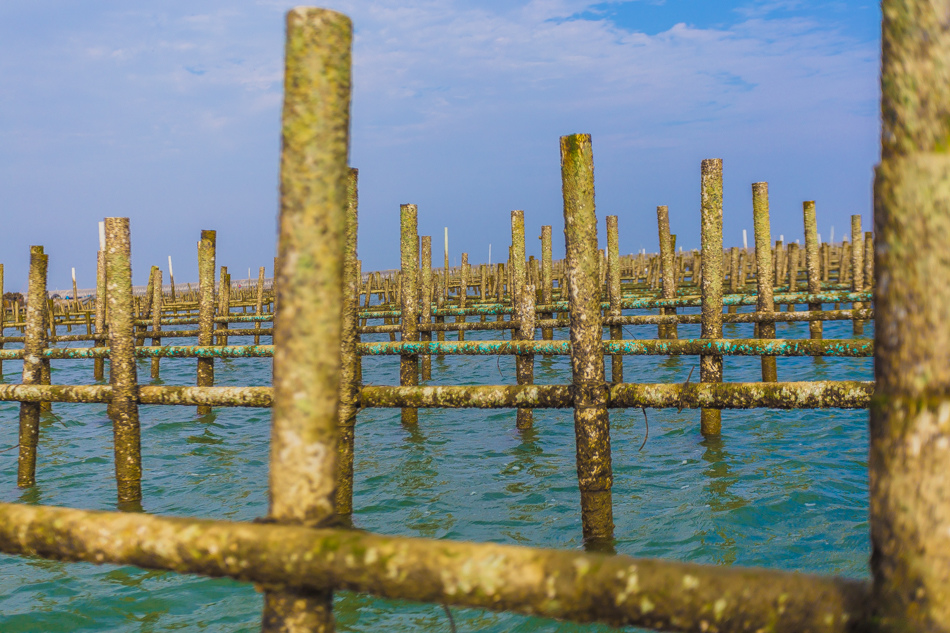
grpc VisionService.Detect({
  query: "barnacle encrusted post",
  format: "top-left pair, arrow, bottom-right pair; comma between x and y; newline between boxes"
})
17,247 -> 48,487
850,215 -> 865,335
196,229 -> 216,416
540,225 -> 554,342
399,203 -> 419,426
871,0 -> 950,628
94,249 -> 106,381
262,7 -> 351,632
511,210 -> 532,428
700,159 -> 724,436
606,215 -> 623,383
337,167 -> 360,517
752,182 -> 777,382
104,217 -> 142,505
657,205 -> 677,339
420,235 -> 433,381
560,133 -> 614,544
151,268 -> 163,380
803,201 -> 822,343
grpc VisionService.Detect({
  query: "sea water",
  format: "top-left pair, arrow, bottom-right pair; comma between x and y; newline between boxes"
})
0,306 -> 872,631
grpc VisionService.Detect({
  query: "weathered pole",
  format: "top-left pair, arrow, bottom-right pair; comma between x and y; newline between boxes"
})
151,268 -> 162,380
850,216 -> 865,335
606,215 -> 623,383
103,218 -> 142,507
255,266 -> 266,345
516,283 -> 536,430
871,1 -> 950,628
262,8 -> 351,633
803,201 -> 822,341
196,232 -> 216,416
540,225 -> 554,342
752,183 -> 777,382
17,247 -> 47,487
561,133 -> 613,544
400,204 -> 419,426
511,210 -> 531,427
700,159 -> 724,437
337,167 -> 360,517
657,205 -> 677,339
420,236 -> 433,381
94,245 -> 106,382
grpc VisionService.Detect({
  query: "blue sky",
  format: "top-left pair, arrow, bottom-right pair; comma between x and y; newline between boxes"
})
0,0 -> 880,290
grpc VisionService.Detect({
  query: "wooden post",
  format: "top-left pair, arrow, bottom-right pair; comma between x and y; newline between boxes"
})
510,210 -> 531,427
803,201 -> 822,341
657,205 -> 677,338
606,215 -> 623,383
104,218 -> 142,507
337,167 -> 360,518
871,1 -> 950,625
197,230 -> 216,416
541,225 -> 554,342
516,283 -> 536,430
217,267 -> 230,347
700,159 -> 724,437
400,204 -> 419,426
752,182 -> 777,382
851,216 -> 865,335
420,236 -> 433,381
262,9 -> 351,632
255,266 -> 265,344
17,247 -> 47,487
561,133 -> 613,545
168,255 -> 176,303
458,252 -> 468,341
151,268 -> 162,380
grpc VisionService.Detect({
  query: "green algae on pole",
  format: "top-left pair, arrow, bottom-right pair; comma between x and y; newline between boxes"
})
264,8 -> 351,632
255,266 -> 266,345
700,159 -> 724,436
560,133 -> 613,544
540,225 -> 554,342
151,268 -> 162,380
94,244 -> 106,382
420,236 -> 433,381
872,1 -> 950,628
197,231 -> 216,416
850,216 -> 865,335
337,167 -> 360,517
17,248 -> 48,487
657,205 -> 677,339
399,203 -> 419,426
104,218 -> 142,506
511,210 -> 531,426
803,201 -> 823,342
606,216 -> 623,382
516,283 -> 536,429
752,182 -> 777,382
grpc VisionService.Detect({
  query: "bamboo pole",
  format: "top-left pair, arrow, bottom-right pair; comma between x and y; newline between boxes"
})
561,133 -> 613,545
104,217 -> 142,506
262,8 -> 351,632
17,247 -> 47,487
197,230 -> 216,416
752,182 -> 777,382
871,1 -> 950,625
700,159 -> 724,437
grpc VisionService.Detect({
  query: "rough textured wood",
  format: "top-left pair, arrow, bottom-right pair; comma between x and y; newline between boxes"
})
700,159 -> 724,436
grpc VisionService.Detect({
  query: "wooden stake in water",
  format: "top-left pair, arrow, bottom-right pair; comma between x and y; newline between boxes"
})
337,167 -> 360,517
263,8 -> 351,632
151,268 -> 162,380
606,215 -> 623,383
560,133 -> 613,545
511,210 -> 531,427
657,205 -> 677,339
752,182 -> 777,382
540,225 -> 554,342
255,266 -> 265,345
94,226 -> 107,382
420,235 -> 433,381
700,159 -> 724,436
400,204 -> 419,426
168,255 -> 176,303
104,217 -> 142,506
17,248 -> 47,487
850,216 -> 865,335
197,230 -> 216,416
803,201 -> 823,342
871,1 -> 950,624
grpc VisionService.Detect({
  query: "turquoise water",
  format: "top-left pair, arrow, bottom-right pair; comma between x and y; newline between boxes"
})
0,307 -> 872,631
